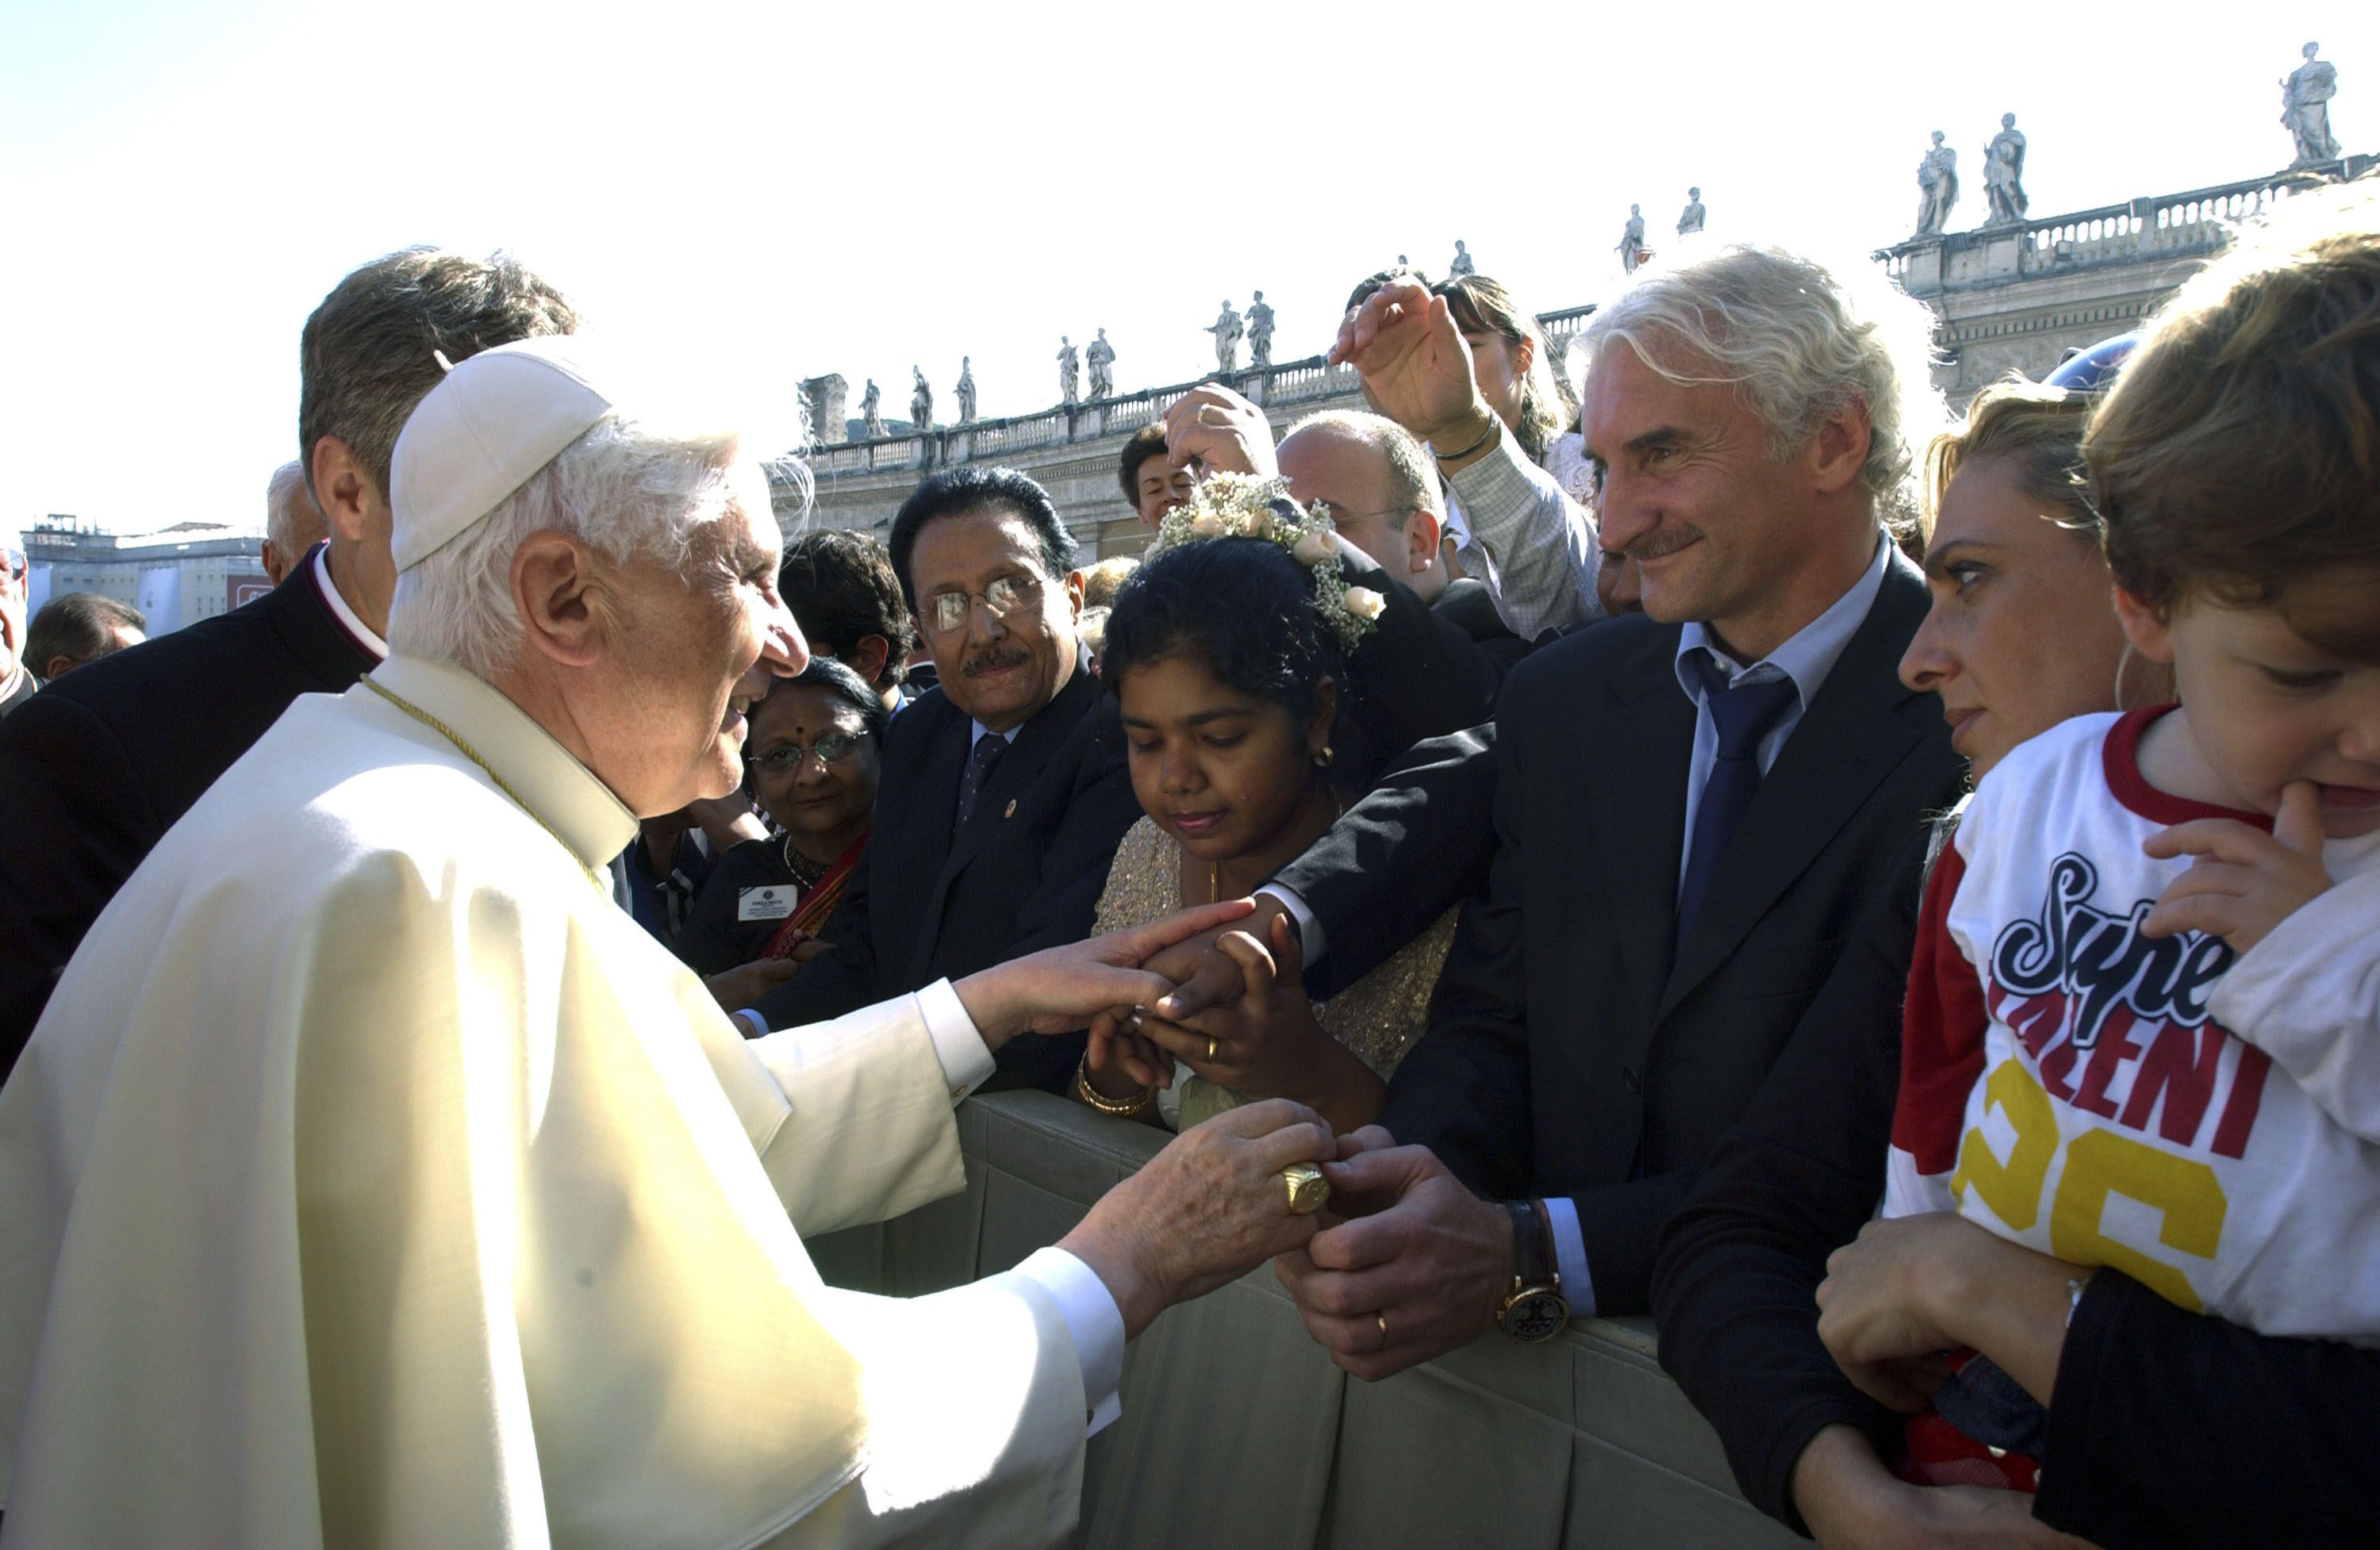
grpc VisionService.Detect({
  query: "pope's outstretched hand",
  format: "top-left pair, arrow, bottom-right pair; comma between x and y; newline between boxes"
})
950,899 -> 1257,1042
1063,1099 -> 1337,1339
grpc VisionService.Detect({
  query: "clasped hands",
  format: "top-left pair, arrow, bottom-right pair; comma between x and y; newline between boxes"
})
1084,902 -> 1316,1082
1073,900 -> 1513,1378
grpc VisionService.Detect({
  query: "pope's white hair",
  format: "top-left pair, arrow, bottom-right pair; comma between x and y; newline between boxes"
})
1580,243 -> 1946,536
387,415 -> 765,677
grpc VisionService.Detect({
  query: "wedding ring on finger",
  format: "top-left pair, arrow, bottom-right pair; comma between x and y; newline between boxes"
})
1375,1311 -> 1391,1351
1206,1035 -> 1219,1062
1282,1162 -> 1329,1215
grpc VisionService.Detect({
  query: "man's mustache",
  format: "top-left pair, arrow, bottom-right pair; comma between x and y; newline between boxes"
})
962,646 -> 1032,677
1622,525 -> 1703,564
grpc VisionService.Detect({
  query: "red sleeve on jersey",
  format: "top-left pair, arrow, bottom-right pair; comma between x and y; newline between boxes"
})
1892,842 -> 1989,1176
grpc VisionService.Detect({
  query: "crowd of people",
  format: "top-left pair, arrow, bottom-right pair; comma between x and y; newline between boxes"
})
0,175 -> 2373,1548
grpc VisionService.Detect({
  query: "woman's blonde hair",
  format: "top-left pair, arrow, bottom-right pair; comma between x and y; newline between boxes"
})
1921,377 -> 2098,550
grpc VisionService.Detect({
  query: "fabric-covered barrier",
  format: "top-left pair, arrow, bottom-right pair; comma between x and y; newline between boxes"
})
808,1092 -> 1803,1549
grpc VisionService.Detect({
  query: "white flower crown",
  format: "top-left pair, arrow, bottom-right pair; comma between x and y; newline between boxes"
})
1147,471 -> 1386,654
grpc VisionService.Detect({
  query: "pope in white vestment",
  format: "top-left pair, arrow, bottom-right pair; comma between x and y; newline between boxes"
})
0,337 -> 1330,1548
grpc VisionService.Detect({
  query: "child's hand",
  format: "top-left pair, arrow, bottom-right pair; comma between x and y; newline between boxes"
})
2143,781 -> 2332,953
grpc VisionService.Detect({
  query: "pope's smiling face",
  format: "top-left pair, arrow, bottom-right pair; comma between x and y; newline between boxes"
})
605,464 -> 806,815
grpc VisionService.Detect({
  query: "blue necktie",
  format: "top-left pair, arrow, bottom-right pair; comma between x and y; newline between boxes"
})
954,732 -> 1008,831
1675,656 -> 1800,956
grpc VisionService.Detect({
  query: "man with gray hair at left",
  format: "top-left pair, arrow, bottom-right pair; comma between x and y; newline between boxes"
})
0,336 -> 1338,1547
259,458 -> 329,585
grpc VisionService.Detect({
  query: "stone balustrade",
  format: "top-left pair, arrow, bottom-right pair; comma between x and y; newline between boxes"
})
1877,155 -> 2374,293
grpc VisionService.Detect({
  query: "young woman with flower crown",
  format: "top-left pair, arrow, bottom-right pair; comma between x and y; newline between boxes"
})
1070,476 -> 1452,1134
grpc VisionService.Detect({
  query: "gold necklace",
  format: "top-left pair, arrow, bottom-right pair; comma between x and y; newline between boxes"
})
363,677 -> 605,893
1198,788 -> 1346,907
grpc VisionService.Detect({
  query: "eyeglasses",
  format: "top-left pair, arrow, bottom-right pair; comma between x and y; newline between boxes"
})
1317,500 -> 1415,528
750,731 -> 865,773
924,574 -> 1042,635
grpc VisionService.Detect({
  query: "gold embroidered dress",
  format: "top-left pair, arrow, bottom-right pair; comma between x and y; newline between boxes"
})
1093,817 -> 1456,1129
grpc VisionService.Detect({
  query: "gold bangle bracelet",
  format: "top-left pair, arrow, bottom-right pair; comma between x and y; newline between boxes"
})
1075,1053 -> 1156,1117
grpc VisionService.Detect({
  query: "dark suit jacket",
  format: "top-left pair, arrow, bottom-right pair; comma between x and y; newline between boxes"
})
754,646 -> 1142,1090
0,552 -> 380,1072
1288,551 -> 1964,1314
1328,542 -> 1509,788
1430,577 -> 1530,676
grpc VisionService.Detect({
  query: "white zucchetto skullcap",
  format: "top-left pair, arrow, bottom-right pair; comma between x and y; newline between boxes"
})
390,336 -> 611,573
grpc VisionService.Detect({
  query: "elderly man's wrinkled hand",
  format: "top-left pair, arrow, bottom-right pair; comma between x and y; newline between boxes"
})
953,899 -> 1253,1043
1062,1098 -> 1335,1339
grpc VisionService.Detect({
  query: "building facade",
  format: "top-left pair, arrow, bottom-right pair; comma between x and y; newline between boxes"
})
21,520 -> 271,636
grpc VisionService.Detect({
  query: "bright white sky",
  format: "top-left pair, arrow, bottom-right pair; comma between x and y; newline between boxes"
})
3,0 -> 2370,534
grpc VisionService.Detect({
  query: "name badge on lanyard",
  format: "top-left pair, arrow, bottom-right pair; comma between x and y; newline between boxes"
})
738,885 -> 797,923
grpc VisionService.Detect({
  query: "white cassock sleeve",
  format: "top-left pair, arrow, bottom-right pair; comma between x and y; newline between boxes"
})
698,977 -> 992,1237
0,838 -> 1108,1550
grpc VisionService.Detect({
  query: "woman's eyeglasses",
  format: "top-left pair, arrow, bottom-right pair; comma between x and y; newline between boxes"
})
750,731 -> 864,773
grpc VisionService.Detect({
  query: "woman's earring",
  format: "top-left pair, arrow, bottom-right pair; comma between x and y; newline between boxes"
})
1313,745 -> 1334,768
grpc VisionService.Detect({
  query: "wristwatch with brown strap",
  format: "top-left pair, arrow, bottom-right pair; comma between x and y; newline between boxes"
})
1497,1199 -> 1570,1342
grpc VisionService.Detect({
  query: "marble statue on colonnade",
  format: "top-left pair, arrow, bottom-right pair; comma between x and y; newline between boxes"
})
1677,188 -> 1706,236
1057,337 -> 1079,406
1617,205 -> 1647,273
1914,130 -> 1959,236
859,378 -> 885,439
956,357 -> 976,424
1983,113 -> 2029,226
1085,329 -> 1115,401
1247,292 -> 1276,368
910,367 -> 932,431
2284,42 -> 2343,167
1447,240 -> 1475,278
1210,300 -> 1244,372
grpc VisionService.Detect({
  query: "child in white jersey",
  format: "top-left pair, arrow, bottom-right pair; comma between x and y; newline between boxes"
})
1864,190 -> 2380,1493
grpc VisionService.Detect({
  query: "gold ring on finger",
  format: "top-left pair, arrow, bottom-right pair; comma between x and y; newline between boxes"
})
1282,1162 -> 1329,1215
1207,1035 -> 1218,1062
1375,1311 -> 1391,1351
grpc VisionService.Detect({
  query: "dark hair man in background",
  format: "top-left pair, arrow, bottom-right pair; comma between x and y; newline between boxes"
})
22,595 -> 144,681
776,529 -> 917,714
